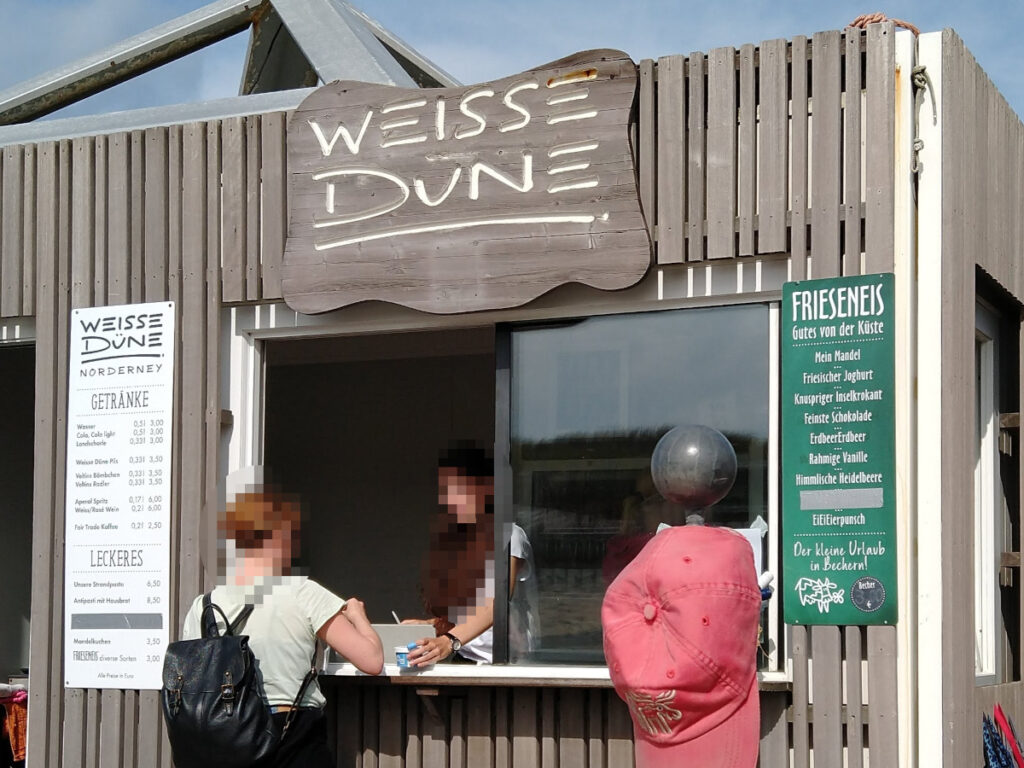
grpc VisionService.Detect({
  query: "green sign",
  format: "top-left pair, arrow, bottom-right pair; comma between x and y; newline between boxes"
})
782,273 -> 897,625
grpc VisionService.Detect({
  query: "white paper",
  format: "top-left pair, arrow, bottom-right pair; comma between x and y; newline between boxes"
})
64,302 -> 175,690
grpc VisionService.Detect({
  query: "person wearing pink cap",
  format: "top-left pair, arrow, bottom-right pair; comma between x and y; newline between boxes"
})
602,525 -> 761,768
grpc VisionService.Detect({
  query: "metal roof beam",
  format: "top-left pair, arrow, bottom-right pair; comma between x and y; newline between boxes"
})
0,88 -> 313,148
270,0 -> 416,87
0,0 -> 264,125
343,3 -> 459,87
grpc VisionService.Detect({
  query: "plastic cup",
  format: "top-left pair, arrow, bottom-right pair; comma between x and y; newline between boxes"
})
395,646 -> 410,668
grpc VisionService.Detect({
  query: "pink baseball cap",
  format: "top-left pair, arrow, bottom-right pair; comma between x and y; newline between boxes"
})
602,525 -> 761,768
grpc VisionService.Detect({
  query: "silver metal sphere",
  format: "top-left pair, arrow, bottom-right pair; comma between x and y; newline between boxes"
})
650,425 -> 737,509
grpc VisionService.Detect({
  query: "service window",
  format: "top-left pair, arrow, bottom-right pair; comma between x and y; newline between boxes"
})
506,305 -> 773,665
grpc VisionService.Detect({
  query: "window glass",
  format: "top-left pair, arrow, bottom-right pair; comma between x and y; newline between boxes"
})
509,305 -> 771,664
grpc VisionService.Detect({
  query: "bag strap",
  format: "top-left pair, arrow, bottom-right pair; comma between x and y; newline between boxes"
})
199,593 -> 254,638
280,642 -> 320,742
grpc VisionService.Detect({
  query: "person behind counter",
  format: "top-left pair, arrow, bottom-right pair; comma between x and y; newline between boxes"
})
404,444 -> 535,666
181,468 -> 383,768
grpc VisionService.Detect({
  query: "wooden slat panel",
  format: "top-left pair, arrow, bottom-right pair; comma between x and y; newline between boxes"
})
260,111 -> 286,299
449,696 -> 466,768
864,22 -> 895,273
27,140 -> 59,768
98,690 -> 124,768
707,46 -> 736,259
144,128 -> 168,301
130,131 -> 144,303
558,688 -> 586,768
494,688 -> 510,768
811,625 -> 842,764
637,59 -> 656,250
71,137 -> 95,308
587,689 -> 605,768
466,687 -> 492,767
758,691 -> 789,768
245,115 -> 261,301
512,688 -> 539,767
1,145 -> 23,315
49,139 -> 73,768
791,624 -> 810,768
843,31 -> 864,276
136,692 -> 162,765
337,683 -> 364,768
221,116 -> 246,302
85,689 -> 100,768
606,694 -> 635,768
790,37 -> 809,280
168,125 -> 183,304
758,39 -> 788,254
540,689 -> 558,768
121,690 -> 138,768
844,626 -> 864,768
106,133 -> 130,306
21,144 -> 35,315
178,122 -> 206,622
92,136 -> 107,303
379,688 -> 405,768
867,625 -> 899,763
811,30 -> 842,278
362,686 -> 380,768
656,55 -> 685,265
63,689 -> 87,768
419,693 -> 445,768
737,43 -> 756,256
686,51 -> 706,261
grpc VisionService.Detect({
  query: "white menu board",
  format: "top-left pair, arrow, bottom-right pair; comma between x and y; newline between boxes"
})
64,301 -> 174,689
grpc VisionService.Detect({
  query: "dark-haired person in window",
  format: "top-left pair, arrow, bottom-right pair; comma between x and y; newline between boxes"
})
404,445 -> 537,666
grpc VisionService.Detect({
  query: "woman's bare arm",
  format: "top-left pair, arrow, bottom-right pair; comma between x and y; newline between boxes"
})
316,598 -> 384,675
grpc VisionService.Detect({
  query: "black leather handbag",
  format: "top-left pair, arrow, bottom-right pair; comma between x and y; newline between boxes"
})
161,594 -> 318,768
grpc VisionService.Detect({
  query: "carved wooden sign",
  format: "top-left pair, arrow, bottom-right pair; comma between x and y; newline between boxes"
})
283,49 -> 651,315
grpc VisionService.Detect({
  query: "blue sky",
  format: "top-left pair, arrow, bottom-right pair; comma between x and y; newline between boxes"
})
0,1 -> 1022,120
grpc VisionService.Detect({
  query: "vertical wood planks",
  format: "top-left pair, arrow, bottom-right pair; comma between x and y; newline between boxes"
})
587,690 -> 606,768
245,115 -> 261,301
706,46 -> 737,259
261,112 -> 287,299
27,140 -> 59,768
758,39 -> 788,254
737,43 -> 756,256
63,689 -> 87,768
758,691 -> 789,767
867,626 -> 900,764
512,688 -> 539,767
656,55 -> 685,265
143,128 -> 168,301
864,23 -> 895,274
494,688 -> 510,768
790,37 -> 810,281
559,689 -> 586,768
606,694 -> 635,768
811,30 -> 842,278
106,133 -> 130,306
845,626 -> 864,768
378,688 -> 405,768
843,31 -> 864,276
466,688 -> 493,767
791,625 -> 810,768
1,145 -> 23,315
180,122 -> 207,620
21,144 -> 36,315
221,117 -> 246,302
810,626 -> 842,764
637,60 -> 657,250
98,689 -> 124,768
540,689 -> 558,768
686,52 -> 706,261
71,137 -> 94,308
93,136 -> 108,304
129,131 -> 144,303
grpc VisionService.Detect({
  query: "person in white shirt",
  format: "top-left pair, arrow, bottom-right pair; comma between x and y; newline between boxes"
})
181,469 -> 383,767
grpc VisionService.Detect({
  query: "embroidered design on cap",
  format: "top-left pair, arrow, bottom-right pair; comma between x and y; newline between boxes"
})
625,691 -> 683,736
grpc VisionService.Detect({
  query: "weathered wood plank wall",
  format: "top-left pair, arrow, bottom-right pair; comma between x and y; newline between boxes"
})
940,29 -> 1024,767
0,23 -> 907,768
